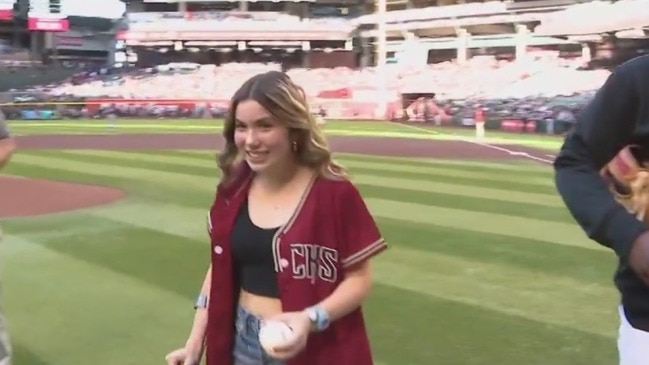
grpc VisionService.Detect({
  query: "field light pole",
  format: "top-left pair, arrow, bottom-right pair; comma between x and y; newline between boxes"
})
375,0 -> 388,119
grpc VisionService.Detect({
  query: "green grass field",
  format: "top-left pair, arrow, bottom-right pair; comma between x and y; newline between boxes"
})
0,120 -> 621,365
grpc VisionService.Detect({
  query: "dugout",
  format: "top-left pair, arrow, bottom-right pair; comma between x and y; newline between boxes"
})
401,92 -> 437,108
397,92 -> 438,123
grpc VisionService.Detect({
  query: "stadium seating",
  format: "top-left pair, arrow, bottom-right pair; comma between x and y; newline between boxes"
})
1,53 -> 608,126
35,53 -> 605,107
41,54 -> 605,99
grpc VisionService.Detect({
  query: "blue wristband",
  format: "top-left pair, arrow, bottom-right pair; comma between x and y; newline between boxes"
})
194,294 -> 208,309
305,305 -> 330,332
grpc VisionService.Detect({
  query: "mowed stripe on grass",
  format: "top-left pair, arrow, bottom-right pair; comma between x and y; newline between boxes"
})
1,148 -> 617,365
11,150 -> 586,246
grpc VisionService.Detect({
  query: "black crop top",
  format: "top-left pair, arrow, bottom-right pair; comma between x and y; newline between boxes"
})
231,199 -> 280,298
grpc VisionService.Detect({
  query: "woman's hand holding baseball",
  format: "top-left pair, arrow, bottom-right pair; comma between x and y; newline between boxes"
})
264,311 -> 312,360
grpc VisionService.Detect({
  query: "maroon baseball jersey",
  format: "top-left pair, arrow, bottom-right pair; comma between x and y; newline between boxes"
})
205,163 -> 387,365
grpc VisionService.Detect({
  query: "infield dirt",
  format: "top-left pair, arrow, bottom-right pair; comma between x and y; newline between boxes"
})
15,133 -> 554,160
0,175 -> 125,219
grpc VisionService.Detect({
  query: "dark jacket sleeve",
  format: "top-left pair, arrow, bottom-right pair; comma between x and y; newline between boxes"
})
554,62 -> 648,261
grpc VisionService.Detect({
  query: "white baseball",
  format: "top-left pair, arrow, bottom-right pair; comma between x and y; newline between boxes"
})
258,320 -> 295,354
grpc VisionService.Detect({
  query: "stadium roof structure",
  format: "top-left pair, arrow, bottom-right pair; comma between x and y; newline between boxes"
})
353,0 -> 567,37
382,33 -> 577,52
504,0 -> 592,11
358,11 -> 546,37
354,1 -> 511,25
534,0 -> 649,36
121,12 -> 354,42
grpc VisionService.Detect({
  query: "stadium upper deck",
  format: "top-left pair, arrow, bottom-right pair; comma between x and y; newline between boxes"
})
114,0 -> 649,69
0,0 -> 648,69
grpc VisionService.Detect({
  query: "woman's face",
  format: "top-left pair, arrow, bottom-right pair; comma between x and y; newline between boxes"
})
233,99 -> 293,174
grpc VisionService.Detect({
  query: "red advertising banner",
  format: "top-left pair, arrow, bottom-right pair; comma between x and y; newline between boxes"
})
28,17 -> 70,32
500,119 -> 537,133
0,9 -> 12,21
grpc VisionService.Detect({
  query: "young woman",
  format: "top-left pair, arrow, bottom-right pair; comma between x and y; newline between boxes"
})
165,71 -> 388,365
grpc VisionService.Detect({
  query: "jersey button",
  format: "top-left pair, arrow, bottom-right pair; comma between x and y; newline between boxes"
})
280,258 -> 289,268
214,246 -> 223,255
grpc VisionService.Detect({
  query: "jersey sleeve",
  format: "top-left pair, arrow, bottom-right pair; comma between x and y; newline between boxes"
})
337,181 -> 387,269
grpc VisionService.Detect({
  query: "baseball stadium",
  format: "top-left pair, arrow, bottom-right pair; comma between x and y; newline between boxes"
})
0,0 -> 648,364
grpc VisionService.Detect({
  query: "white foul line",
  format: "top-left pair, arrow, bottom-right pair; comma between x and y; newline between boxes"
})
394,123 -> 555,165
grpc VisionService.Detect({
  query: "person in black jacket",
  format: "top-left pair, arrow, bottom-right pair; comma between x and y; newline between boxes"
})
554,55 -> 649,365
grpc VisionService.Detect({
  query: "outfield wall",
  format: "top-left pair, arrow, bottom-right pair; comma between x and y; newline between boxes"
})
1,97 -> 398,121
1,98 -> 573,136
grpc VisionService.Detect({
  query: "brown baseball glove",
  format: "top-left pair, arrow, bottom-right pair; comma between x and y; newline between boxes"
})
601,145 -> 649,224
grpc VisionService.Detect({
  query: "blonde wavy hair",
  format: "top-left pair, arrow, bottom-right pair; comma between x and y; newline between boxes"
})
217,71 -> 347,185
601,145 -> 649,223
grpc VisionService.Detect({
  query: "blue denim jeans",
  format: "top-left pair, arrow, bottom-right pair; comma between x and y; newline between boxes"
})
233,305 -> 285,365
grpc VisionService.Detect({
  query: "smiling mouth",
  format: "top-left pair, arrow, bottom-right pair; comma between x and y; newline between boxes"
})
246,151 -> 268,162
